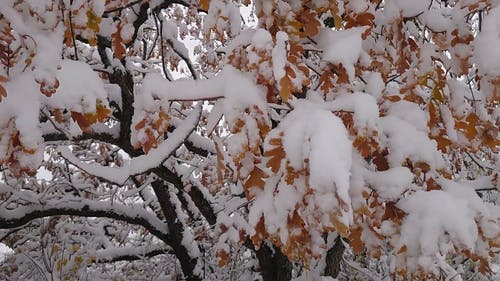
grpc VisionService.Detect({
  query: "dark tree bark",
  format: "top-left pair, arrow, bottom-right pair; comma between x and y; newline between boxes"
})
245,239 -> 292,281
324,236 -> 346,278
151,179 -> 202,281
256,243 -> 293,281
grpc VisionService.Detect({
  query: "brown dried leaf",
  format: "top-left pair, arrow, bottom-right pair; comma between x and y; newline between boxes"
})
71,111 -> 92,131
199,0 -> 211,10
349,227 -> 364,254
264,145 -> 285,173
279,76 -> 292,102
244,167 -> 267,199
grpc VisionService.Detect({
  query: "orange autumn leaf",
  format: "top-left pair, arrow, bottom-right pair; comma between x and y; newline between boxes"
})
216,249 -> 230,267
455,113 -> 478,141
397,245 -> 407,254
134,119 -> 147,130
381,202 -> 405,223
319,71 -> 334,94
251,216 -> 268,249
52,109 -> 65,123
264,146 -> 285,173
426,178 -> 441,191
349,226 -> 364,254
243,166 -> 267,199
71,111 -> 92,131
199,0 -> 210,10
373,149 -> 389,171
0,84 -> 6,101
300,10 -> 321,37
353,137 -> 372,158
96,103 -> 111,122
279,76 -> 292,102
142,129 -> 157,154
333,64 -> 350,84
112,24 -> 126,59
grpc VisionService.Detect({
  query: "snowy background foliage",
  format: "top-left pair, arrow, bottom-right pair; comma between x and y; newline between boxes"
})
0,0 -> 499,280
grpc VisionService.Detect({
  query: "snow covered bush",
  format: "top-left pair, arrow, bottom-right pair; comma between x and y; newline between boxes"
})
0,0 -> 499,280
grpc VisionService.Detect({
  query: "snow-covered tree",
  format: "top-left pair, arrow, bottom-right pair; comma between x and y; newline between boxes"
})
0,0 -> 499,280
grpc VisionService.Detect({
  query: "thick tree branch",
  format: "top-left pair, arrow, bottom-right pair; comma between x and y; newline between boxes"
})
0,199 -> 169,242
151,179 -> 202,281
153,166 -> 217,225
95,245 -> 172,263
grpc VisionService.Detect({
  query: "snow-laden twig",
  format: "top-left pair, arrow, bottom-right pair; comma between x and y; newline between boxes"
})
436,255 -> 464,281
343,258 -> 384,281
58,105 -> 202,185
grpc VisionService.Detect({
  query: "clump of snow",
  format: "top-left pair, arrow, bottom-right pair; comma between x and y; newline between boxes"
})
272,31 -> 289,82
364,167 -> 413,200
394,0 -> 431,18
385,100 -> 428,132
473,6 -> 500,76
203,0 -> 242,37
325,92 -> 379,129
281,101 -> 352,199
423,8 -> 452,32
139,66 -> 267,135
317,27 -> 368,81
396,177 -> 500,273
251,28 -> 273,49
47,60 -> 108,113
379,115 -> 444,168
249,100 -> 353,254
365,72 -> 385,100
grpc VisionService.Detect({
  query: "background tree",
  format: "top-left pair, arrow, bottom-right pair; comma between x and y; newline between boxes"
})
0,0 -> 499,280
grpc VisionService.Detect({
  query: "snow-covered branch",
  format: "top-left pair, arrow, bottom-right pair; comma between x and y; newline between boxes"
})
58,105 -> 202,185
0,199 -> 169,241
94,244 -> 172,263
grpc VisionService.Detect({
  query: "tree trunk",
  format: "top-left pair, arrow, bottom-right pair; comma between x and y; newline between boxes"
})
254,242 -> 292,281
151,180 -> 201,281
324,236 -> 346,278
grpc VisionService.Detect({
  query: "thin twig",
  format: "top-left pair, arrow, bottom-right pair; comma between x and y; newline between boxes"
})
154,12 -> 173,81
68,0 -> 78,60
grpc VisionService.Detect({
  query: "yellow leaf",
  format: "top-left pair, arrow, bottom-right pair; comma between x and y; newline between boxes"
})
86,10 -> 101,33
330,1 -> 342,29
331,215 -> 349,237
432,85 -> 443,101
83,112 -> 98,124
96,102 -> 111,122
51,244 -> 59,256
